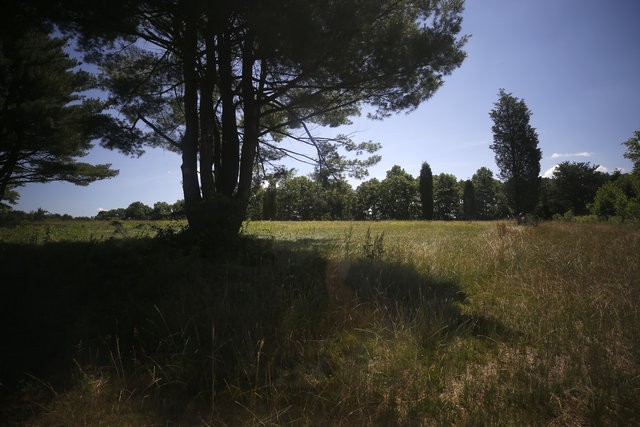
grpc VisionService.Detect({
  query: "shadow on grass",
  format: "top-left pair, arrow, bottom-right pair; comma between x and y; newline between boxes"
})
0,232 -> 514,423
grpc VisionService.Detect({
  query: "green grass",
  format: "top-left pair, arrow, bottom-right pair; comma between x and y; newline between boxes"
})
1,220 -> 638,425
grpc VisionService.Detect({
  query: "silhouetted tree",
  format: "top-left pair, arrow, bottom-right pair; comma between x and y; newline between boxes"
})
551,162 -> 608,215
63,0 -> 467,236
462,180 -> 476,220
262,184 -> 277,221
419,162 -> 434,220
0,26 -> 117,203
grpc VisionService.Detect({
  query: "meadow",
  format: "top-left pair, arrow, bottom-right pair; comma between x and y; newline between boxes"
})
0,219 -> 638,425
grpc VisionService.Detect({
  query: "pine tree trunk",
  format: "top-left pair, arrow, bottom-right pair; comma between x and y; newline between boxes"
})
179,14 -> 202,230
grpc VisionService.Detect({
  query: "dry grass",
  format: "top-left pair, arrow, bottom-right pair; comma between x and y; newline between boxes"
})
1,220 -> 639,425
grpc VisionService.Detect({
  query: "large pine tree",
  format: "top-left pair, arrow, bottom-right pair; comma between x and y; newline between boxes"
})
0,25 -> 118,203
489,89 -> 542,216
57,0 -> 468,236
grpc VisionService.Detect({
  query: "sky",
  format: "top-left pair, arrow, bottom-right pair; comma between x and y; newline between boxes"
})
14,0 -> 640,217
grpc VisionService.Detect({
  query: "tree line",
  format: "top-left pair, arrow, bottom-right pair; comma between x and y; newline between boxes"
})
245,162 -> 639,222
87,145 -> 640,223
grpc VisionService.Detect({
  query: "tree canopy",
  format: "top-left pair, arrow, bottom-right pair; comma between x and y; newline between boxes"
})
0,23 -> 118,203
433,173 -> 459,220
55,0 -> 468,236
551,162 -> 607,216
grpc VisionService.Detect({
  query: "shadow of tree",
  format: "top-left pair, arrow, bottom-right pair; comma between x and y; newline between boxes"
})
0,233 -> 515,423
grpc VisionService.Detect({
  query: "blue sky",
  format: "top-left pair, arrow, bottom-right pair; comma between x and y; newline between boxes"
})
15,0 -> 640,216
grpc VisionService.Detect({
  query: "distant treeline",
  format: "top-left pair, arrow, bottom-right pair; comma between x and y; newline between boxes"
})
244,162 -> 639,222
2,162 -> 639,223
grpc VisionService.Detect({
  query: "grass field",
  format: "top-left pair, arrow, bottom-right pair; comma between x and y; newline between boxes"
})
1,220 -> 639,425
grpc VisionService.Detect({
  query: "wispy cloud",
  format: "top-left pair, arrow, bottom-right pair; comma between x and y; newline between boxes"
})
97,207 -> 106,212
550,152 -> 592,159
595,165 -> 609,174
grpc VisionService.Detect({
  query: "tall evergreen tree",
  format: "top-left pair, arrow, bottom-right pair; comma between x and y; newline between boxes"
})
0,27 -> 118,203
462,180 -> 476,220
489,89 -> 542,216
419,162 -> 434,220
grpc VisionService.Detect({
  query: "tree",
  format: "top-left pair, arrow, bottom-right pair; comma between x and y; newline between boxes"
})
378,166 -> 419,220
170,200 -> 186,219
419,162 -> 434,220
489,89 -> 542,216
0,26 -> 118,203
433,173 -> 459,220
355,178 -> 382,220
276,176 -> 319,220
622,130 -> 640,175
151,202 -> 172,220
124,201 -> 152,220
471,167 -> 499,220
462,180 -> 476,220
592,182 -> 627,220
551,162 -> 607,216
62,0 -> 468,236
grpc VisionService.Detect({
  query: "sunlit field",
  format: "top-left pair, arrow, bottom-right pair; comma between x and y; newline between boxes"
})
1,220 -> 638,425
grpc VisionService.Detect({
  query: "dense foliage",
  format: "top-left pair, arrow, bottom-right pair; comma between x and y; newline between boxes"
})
6,156 -> 640,223
0,19 -> 118,204
490,89 -> 542,216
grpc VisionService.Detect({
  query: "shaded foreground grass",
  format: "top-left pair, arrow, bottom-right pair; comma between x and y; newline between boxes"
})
1,221 -> 639,425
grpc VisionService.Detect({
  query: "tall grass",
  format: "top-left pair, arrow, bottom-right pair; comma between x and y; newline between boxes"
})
1,220 -> 638,425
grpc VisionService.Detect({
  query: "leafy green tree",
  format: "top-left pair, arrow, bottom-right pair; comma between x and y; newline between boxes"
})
551,162 -> 608,216
592,182 -> 629,220
419,162 -> 434,220
64,0 -> 468,236
354,178 -> 382,220
471,167 -> 499,220
489,89 -> 542,216
151,202 -> 172,220
96,208 -> 125,220
622,130 -> 640,175
124,201 -> 152,220
379,166 -> 419,220
170,200 -> 185,219
462,180 -> 476,220
433,173 -> 459,220
0,27 -> 118,203
276,176 -> 319,220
